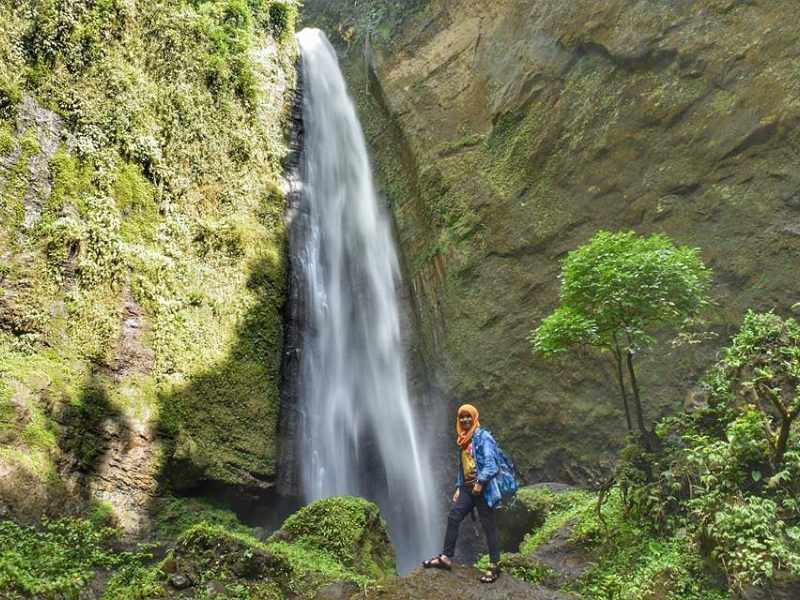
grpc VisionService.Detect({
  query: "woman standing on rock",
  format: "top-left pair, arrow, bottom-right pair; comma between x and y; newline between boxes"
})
422,404 -> 502,583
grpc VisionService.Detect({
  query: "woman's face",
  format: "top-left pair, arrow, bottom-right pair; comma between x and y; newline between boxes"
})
459,412 -> 474,431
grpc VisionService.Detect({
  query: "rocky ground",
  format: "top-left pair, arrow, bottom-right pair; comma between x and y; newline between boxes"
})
349,564 -> 578,600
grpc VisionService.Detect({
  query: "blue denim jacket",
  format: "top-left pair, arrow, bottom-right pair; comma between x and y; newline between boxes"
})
455,427 -> 503,508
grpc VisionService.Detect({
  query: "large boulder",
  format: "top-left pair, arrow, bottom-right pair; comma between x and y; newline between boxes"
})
268,495 -> 396,582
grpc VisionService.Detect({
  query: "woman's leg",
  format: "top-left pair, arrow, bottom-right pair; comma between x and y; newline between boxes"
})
475,494 -> 501,565
441,487 -> 475,559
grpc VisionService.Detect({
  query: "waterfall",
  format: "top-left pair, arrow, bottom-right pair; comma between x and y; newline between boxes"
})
292,28 -> 437,573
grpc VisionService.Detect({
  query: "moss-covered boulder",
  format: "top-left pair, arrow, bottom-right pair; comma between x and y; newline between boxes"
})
172,524 -> 291,594
115,497 -> 396,599
268,496 -> 396,584
104,523 -> 289,599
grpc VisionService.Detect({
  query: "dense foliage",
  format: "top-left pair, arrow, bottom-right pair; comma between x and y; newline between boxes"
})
525,236 -> 798,596
615,310 -> 800,591
0,518 -> 154,599
481,486 -> 726,599
530,230 -> 711,439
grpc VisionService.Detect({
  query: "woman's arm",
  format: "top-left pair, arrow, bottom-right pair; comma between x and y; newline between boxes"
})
476,434 -> 499,483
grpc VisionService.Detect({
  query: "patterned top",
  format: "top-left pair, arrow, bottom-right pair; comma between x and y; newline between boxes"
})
461,441 -> 477,488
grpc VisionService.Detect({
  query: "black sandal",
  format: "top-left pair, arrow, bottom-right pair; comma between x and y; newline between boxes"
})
422,555 -> 452,570
479,566 -> 501,583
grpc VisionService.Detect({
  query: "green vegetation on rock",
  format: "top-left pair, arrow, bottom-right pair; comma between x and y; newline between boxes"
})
615,311 -> 800,591
512,310 -> 800,597
268,495 -> 396,584
150,494 -> 259,539
510,485 -> 728,599
0,0 -> 300,526
114,496 -> 395,599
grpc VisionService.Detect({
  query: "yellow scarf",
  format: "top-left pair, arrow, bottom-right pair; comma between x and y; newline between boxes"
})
456,404 -> 480,449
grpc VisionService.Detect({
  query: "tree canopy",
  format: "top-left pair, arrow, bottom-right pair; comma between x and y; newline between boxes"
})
530,230 -> 712,437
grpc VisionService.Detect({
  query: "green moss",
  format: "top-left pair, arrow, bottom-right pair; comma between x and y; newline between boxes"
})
269,540 -> 372,596
150,496 -> 397,597
435,133 -> 484,157
112,160 -> 160,243
0,350 -> 77,467
476,552 -> 554,585
19,135 -> 40,156
518,487 -> 597,553
268,496 -> 395,582
151,495 -> 258,539
1,0 -> 299,501
0,120 -> 15,154
266,0 -> 299,42
114,523 -> 287,599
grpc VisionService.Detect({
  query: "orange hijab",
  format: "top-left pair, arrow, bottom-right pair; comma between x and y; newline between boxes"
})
456,404 -> 480,449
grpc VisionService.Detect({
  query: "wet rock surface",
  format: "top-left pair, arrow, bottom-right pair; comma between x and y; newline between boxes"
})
108,286 -> 155,381
352,564 -> 579,600
741,574 -> 800,600
86,416 -> 159,534
0,95 -> 71,231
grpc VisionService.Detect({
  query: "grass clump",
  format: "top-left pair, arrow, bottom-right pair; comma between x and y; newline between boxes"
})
476,552 -> 554,585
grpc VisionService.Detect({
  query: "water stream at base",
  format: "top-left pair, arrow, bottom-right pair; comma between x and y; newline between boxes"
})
293,28 -> 437,573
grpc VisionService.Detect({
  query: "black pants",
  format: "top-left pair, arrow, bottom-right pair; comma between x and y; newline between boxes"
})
442,486 -> 501,563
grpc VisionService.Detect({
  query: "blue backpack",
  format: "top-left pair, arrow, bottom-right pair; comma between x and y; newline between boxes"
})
495,444 -> 519,505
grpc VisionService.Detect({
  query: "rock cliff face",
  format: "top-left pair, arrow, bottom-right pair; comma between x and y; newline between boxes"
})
303,0 -> 800,483
0,0 -> 298,527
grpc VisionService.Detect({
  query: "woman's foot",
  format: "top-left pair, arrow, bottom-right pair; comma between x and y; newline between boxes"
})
422,555 -> 452,570
479,565 -> 501,583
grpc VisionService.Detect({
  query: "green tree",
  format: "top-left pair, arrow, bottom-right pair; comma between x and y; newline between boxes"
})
529,230 -> 711,441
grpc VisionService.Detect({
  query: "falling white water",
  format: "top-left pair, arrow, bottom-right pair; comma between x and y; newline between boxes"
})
295,28 -> 437,573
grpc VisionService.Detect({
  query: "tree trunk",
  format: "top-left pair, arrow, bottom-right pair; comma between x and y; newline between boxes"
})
613,350 -> 633,432
626,350 -> 647,437
775,416 -> 792,467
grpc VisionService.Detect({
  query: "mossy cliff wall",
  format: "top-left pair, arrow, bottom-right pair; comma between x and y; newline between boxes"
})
303,0 -> 800,484
0,0 -> 298,528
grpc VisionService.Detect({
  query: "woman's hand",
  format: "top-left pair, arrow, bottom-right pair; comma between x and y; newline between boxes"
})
453,488 -> 460,502
472,482 -> 483,496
